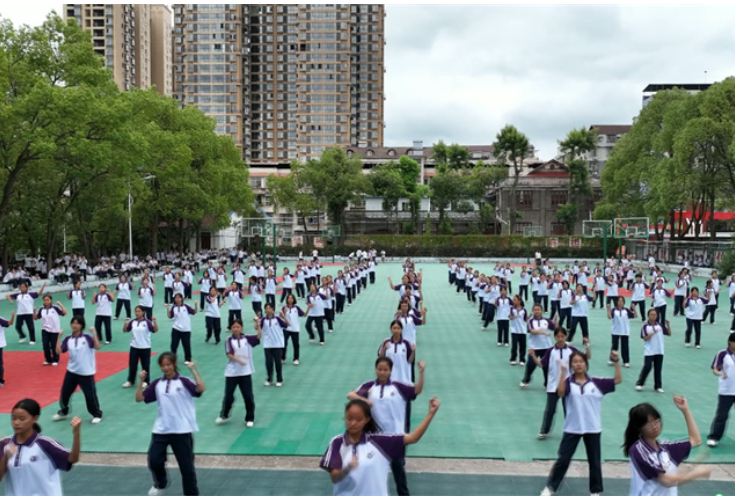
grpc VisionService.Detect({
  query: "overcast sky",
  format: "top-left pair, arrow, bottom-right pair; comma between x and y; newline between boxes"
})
3,4 -> 735,159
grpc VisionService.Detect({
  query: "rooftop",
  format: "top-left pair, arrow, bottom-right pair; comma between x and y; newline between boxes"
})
643,83 -> 712,93
589,124 -> 632,135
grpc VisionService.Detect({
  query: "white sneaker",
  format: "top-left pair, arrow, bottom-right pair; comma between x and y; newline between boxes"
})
309,339 -> 315,344
264,381 -> 271,387
496,342 -> 502,346
540,486 -> 554,496
591,494 -> 600,497
52,363 -> 58,366
91,417 -> 102,424
696,345 -> 701,350
52,414 -> 68,421
19,338 -> 27,344
635,385 -> 643,391
656,388 -> 665,394
122,382 -> 132,388
246,421 -> 254,428
482,327 -> 487,330
293,360 -> 299,366
510,361 -> 516,366
329,330 -> 334,333
504,343 -> 509,347
148,486 -> 164,496
685,343 -> 691,348
707,439 -> 718,447
624,363 -> 630,368
105,341 -> 110,345
29,341 -> 36,346
43,362 -> 50,366
520,382 -> 528,389
537,433 -> 547,440
319,342 -> 325,346
607,361 -> 613,366
711,322 -> 717,326
215,417 -> 228,425
520,362 -> 526,366
276,382 -> 283,387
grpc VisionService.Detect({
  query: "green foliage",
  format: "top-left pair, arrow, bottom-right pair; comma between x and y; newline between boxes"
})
493,125 -> 531,235
431,141 -> 471,170
467,222 -> 480,234
429,171 -> 464,223
425,211 -> 431,236
465,161 -> 507,204
555,203 -> 579,233
401,221 -> 416,234
454,200 -> 475,214
479,204 -> 495,232
559,127 -> 598,160
438,216 -> 454,235
717,248 -> 735,277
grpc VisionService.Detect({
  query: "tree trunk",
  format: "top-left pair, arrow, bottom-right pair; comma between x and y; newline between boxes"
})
709,190 -> 717,241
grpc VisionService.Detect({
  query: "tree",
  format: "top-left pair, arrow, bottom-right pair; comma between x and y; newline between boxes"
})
432,141 -> 471,170
465,161 -> 507,205
429,171 -> 464,226
493,125 -> 530,235
367,162 -> 405,233
555,127 -> 597,233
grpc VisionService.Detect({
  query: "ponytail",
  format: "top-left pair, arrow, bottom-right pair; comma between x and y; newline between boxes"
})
623,403 -> 661,457
33,422 -> 42,433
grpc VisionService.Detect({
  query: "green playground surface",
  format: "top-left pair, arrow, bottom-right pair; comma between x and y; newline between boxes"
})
1,261 -> 735,464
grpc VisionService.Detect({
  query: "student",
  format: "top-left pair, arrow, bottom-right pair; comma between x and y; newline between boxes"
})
305,284 -> 327,346
114,274 -> 134,320
247,277 -> 263,318
455,261 -> 466,294
702,280 -> 718,326
605,273 -> 620,307
509,296 -> 527,366
549,275 -> 563,319
335,270 -> 348,314
558,281 -> 573,330
496,287 -> 512,347
348,357 -> 426,496
636,310 -> 672,393
448,259 -> 457,285
369,258 -> 377,284
198,271 -> 212,311
280,268 -> 294,304
6,282 -> 45,344
673,271 -> 688,317
530,327 -> 590,440
728,273 -> 735,316
651,279 -> 672,326
162,268 -> 175,306
231,264 -> 245,291
536,273 -> 549,313
378,320 -> 415,386
281,294 -> 306,366
319,278 -> 335,334
684,288 -> 705,349
263,271 -> 277,309
224,282 -> 245,330
166,294 -> 197,363
53,316 -> 103,423
137,277 -> 156,320
0,311 -> 14,387
629,274 -> 649,322
568,284 -> 592,345
395,299 -> 426,350
707,333 -> 735,447
216,268 -> 228,296
0,399 -> 81,496
625,398 -> 710,495
92,284 -> 115,345
541,350 -> 622,496
295,264 -> 306,299
216,319 -> 260,428
259,303 -> 289,387
122,307 -> 158,388
183,265 -> 194,300
136,353 -> 204,496
522,304 -> 557,388
68,281 -> 86,319
592,271 -> 606,309
320,397 -> 440,497
482,277 -> 502,330
172,274 -> 186,301
607,298 -> 635,368
205,287 -> 225,345
35,295 -> 67,366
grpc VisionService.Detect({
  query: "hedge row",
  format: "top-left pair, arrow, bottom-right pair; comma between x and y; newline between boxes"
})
274,235 -> 610,259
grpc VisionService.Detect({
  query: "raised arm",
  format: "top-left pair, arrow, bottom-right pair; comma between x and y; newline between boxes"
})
675,396 -> 701,448
415,361 -> 426,396
187,361 -> 205,394
404,398 -> 440,445
611,351 -> 622,384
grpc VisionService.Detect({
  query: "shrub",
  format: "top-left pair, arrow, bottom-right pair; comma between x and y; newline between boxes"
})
439,216 -> 454,235
718,249 -> 735,277
402,221 -> 416,234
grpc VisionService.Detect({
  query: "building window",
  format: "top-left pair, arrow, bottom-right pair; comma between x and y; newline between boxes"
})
550,191 -> 568,209
551,222 -> 567,235
516,190 -> 532,209
387,149 -> 395,157
514,222 -> 531,235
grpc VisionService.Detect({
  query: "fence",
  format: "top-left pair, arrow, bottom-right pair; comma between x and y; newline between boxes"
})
624,239 -> 733,267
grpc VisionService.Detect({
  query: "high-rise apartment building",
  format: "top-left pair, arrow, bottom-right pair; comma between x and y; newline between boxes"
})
64,4 -> 172,95
150,5 -> 173,96
172,4 -> 385,163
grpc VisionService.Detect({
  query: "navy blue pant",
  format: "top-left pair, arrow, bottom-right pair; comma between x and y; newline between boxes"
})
148,433 -> 199,496
15,314 -> 35,342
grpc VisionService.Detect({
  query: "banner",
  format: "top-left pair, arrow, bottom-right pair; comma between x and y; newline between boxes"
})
548,238 -> 558,248
314,237 -> 325,249
569,238 -> 581,248
716,251 -> 724,263
291,236 -> 303,247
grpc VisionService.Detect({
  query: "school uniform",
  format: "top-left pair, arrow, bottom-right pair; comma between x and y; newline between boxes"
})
280,273 -> 294,304
369,261 -> 376,284
547,376 -> 616,494
523,317 -> 553,385
673,279 -> 687,316
124,318 -> 155,385
536,278 -> 549,312
320,433 -> 406,496
703,287 -> 718,325
231,268 -> 245,290
35,305 -> 65,365
10,291 -> 38,342
636,322 -> 669,391
295,270 -> 306,298
509,307 -> 527,363
183,270 -> 194,299
138,286 -> 154,320
449,262 -> 457,285
482,285 -> 502,328
558,289 -> 572,329
169,304 -> 196,363
379,336 -> 413,385
225,289 -> 244,329
629,281 -> 648,320
651,287 -> 672,326
0,317 -> 7,385
605,277 -> 620,306
610,307 -> 634,365
355,380 -> 417,495
249,284 -> 263,317
260,315 -> 287,384
728,279 -> 735,315
221,334 -> 260,423
92,292 -> 114,343
684,297 -> 704,347
172,281 -> 186,302
592,276 -> 606,308
539,344 -> 579,435
198,278 -> 211,310
143,374 -> 201,496
320,286 -> 335,331
162,272 -> 175,304
67,289 -> 86,319
549,282 -> 563,318
264,276 -> 277,308
569,294 -> 592,344
306,293 -> 328,343
335,277 -> 347,314
58,332 -> 103,419
495,296 -> 512,345
0,432 -> 73,496
205,296 -> 223,343
113,282 -> 132,319
628,439 -> 692,496
282,305 -> 306,362
455,266 -> 467,294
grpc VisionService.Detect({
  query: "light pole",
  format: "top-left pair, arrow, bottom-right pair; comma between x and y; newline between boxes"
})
128,174 -> 156,259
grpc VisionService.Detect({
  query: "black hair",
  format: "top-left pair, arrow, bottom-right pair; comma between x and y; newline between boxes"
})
375,356 -> 394,369
286,293 -> 297,306
623,403 -> 662,456
569,350 -> 589,371
729,333 -> 735,343
513,295 -> 525,308
389,319 -> 403,330
134,305 -> 144,316
345,399 -> 381,434
265,302 -> 274,310
42,293 -> 52,301
12,399 -> 42,433
157,352 -> 179,373
691,286 -> 699,294
553,326 -> 567,337
230,319 -> 243,328
70,315 -> 86,330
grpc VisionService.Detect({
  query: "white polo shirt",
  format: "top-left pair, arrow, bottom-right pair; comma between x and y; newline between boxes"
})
169,304 -> 195,332
35,306 -> 65,333
510,308 -> 527,334
10,292 -> 39,316
395,313 -> 422,346
563,376 -> 615,434
319,287 -> 333,310
355,380 -> 417,434
307,293 -> 328,317
571,294 -> 592,317
250,284 -> 262,303
265,277 -> 277,295
541,345 -> 579,394
172,281 -> 185,298
559,289 -> 573,309
0,433 -> 72,496
495,297 -> 512,321
320,433 -> 405,496
68,289 -> 86,309
610,307 -> 634,336
143,374 -> 200,434
684,297 -> 704,320
526,317 -> 553,350
199,278 -> 212,293
94,292 -> 113,317
116,282 -> 132,301
226,290 -> 243,311
641,322 -> 668,356
216,272 -> 228,289
651,288 -> 670,308
138,287 -> 154,308
379,337 -> 413,384
260,316 -> 287,349
282,274 -> 293,289
282,306 -> 305,333
0,317 -> 8,349
205,296 -> 221,318
163,273 -> 174,288
224,334 -> 260,377
125,318 -> 155,349
628,438 -> 691,496
712,349 -> 735,395
630,282 -> 648,302
674,279 -> 688,297
61,333 -> 96,376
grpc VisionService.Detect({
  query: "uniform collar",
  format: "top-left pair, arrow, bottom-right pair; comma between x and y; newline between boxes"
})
343,432 -> 368,445
12,432 -> 38,447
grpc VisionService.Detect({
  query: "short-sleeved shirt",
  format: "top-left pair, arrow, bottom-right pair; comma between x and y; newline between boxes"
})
378,337 -> 413,384
68,289 -> 86,309
526,317 -> 553,350
35,306 -> 65,333
61,333 -> 96,376
542,345 -> 579,394
10,292 -> 39,315
125,318 -> 155,349
94,293 -> 113,317
641,322 -> 668,356
610,307 -> 634,336
320,433 -> 405,496
628,438 -> 691,496
116,282 -> 132,301
224,334 -> 260,377
355,380 -> 417,434
712,349 -> 735,395
169,305 -> 195,332
260,316 -> 287,349
138,287 -> 154,308
143,375 -> 201,434
684,297 -> 704,320
395,313 -> 422,346
0,432 -> 71,496
562,376 -> 615,434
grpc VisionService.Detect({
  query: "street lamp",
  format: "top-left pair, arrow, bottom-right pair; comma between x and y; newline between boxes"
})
128,174 -> 156,259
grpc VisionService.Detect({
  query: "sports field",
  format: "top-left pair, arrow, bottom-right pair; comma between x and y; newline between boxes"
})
0,261 -> 734,465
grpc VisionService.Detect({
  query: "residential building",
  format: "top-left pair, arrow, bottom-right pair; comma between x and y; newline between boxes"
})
172,4 -> 385,162
150,5 -> 173,96
642,83 -> 711,108
64,4 -> 172,95
586,124 -> 631,178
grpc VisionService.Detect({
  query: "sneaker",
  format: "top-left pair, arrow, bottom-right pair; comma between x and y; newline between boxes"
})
122,382 -> 132,388
52,414 -> 68,422
309,339 -> 315,344
537,433 -> 547,440
591,494 -> 600,497
43,362 -> 50,366
148,486 -> 164,496
520,362 -> 526,366
276,382 -> 283,387
52,362 -> 58,367
607,361 -> 614,366
329,330 -> 334,333
215,417 -> 228,425
504,343 -> 509,347
482,327 -> 487,331
264,381 -> 271,387
29,341 -> 36,346
624,363 -> 630,368
635,385 -> 643,391
105,341 -> 110,345
91,417 -> 102,424
520,382 -> 528,389
656,388 -> 665,394
293,360 -> 299,366
685,343 -> 691,348
540,486 -> 554,496
246,421 -> 254,428
319,342 -> 325,346
696,345 -> 701,349
510,361 -> 516,366
707,439 -> 718,447
496,342 -> 502,347
0,383 -> 4,387
18,338 -> 27,344
711,322 -> 717,326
